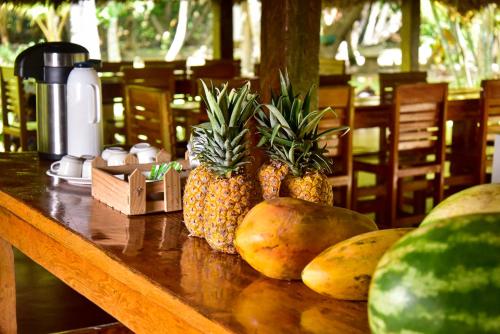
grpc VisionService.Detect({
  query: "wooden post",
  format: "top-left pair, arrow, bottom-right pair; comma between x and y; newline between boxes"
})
212,0 -> 233,60
401,0 -> 420,71
260,0 -> 321,107
0,237 -> 16,334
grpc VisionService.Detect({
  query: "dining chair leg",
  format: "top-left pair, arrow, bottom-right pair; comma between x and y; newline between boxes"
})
345,182 -> 352,209
351,172 -> 358,211
388,176 -> 398,227
3,135 -> 12,152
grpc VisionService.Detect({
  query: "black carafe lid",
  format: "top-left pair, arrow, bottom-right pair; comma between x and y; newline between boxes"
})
14,42 -> 88,83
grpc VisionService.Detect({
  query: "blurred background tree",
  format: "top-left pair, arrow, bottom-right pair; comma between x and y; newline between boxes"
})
0,0 -> 498,89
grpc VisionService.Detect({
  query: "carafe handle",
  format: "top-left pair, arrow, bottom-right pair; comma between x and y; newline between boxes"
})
88,83 -> 101,124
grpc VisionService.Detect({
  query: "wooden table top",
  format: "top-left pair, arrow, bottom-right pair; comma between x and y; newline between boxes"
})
0,153 -> 369,334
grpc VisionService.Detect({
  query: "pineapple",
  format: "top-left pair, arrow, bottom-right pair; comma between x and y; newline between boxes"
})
183,165 -> 214,237
255,71 -> 348,205
183,124 -> 214,237
257,160 -> 289,200
197,80 -> 259,254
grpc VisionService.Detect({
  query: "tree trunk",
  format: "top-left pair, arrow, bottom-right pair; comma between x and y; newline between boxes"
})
107,16 -> 121,61
165,0 -> 189,61
260,0 -> 321,108
241,1 -> 253,75
70,0 -> 101,59
324,4 -> 364,57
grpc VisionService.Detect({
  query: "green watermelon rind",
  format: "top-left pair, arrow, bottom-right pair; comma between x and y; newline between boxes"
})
421,184 -> 500,227
368,213 -> 500,334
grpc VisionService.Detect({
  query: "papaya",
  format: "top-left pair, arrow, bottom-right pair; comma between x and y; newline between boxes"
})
234,197 -> 378,280
302,228 -> 413,301
421,183 -> 500,226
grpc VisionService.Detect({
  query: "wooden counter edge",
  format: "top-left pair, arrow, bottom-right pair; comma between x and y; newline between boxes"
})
0,190 -> 232,334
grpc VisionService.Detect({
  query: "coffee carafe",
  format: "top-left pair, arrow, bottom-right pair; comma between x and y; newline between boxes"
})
14,42 -> 89,160
66,61 -> 103,158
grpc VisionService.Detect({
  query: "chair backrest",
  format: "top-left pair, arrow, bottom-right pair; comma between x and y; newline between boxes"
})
124,85 -> 176,156
1,67 -> 25,127
317,85 -> 354,175
121,66 -> 176,90
379,72 -> 427,105
390,83 -> 448,170
0,66 -> 33,152
319,74 -> 351,87
191,61 -> 240,79
319,58 -> 346,75
479,79 -> 500,182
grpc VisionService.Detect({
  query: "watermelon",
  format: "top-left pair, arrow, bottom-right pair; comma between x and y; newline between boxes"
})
369,213 -> 500,334
421,184 -> 500,227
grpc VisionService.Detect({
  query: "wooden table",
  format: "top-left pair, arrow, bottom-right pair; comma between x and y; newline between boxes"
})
0,153 -> 369,334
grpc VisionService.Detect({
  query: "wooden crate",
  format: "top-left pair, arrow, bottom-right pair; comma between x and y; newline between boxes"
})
91,150 -> 182,215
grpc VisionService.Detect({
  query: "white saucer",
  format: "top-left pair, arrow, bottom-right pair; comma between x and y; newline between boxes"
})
46,169 -> 91,186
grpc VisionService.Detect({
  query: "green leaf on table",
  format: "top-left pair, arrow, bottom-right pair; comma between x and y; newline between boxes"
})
148,161 -> 183,181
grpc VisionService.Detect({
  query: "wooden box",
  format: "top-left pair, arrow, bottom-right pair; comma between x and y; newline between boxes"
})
91,150 -> 182,215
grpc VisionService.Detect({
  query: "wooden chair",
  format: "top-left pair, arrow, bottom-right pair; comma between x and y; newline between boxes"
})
124,85 -> 176,157
379,72 -> 427,105
98,63 -> 132,145
121,66 -> 176,90
444,80 -> 500,192
0,66 -> 36,152
145,59 -> 186,70
478,79 -> 500,183
376,71 -> 428,157
319,74 -> 351,87
318,85 -> 354,208
191,61 -> 240,79
353,83 -> 448,227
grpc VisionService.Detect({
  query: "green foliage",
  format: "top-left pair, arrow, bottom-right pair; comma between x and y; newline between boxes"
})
256,71 -> 349,177
193,80 -> 257,177
422,1 -> 500,88
148,161 -> 182,180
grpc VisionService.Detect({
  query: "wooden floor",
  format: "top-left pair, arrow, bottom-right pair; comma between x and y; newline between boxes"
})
14,248 -> 117,334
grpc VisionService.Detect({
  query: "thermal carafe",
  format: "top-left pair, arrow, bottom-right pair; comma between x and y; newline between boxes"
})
14,42 -> 89,160
66,61 -> 103,157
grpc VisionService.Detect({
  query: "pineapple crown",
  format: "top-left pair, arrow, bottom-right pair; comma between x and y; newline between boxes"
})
255,70 -> 349,177
193,80 -> 258,178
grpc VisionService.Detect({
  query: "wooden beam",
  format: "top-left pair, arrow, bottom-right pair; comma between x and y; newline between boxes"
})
212,0 -> 233,60
401,0 -> 420,71
260,0 -> 321,107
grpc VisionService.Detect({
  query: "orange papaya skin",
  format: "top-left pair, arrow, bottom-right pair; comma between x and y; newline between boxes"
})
234,197 -> 378,280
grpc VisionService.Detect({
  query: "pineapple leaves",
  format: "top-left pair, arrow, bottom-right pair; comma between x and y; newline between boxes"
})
201,80 -> 224,134
314,125 -> 350,140
264,104 -> 295,138
253,70 -> 343,176
228,82 -> 249,127
270,124 -> 281,145
197,79 -> 257,177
